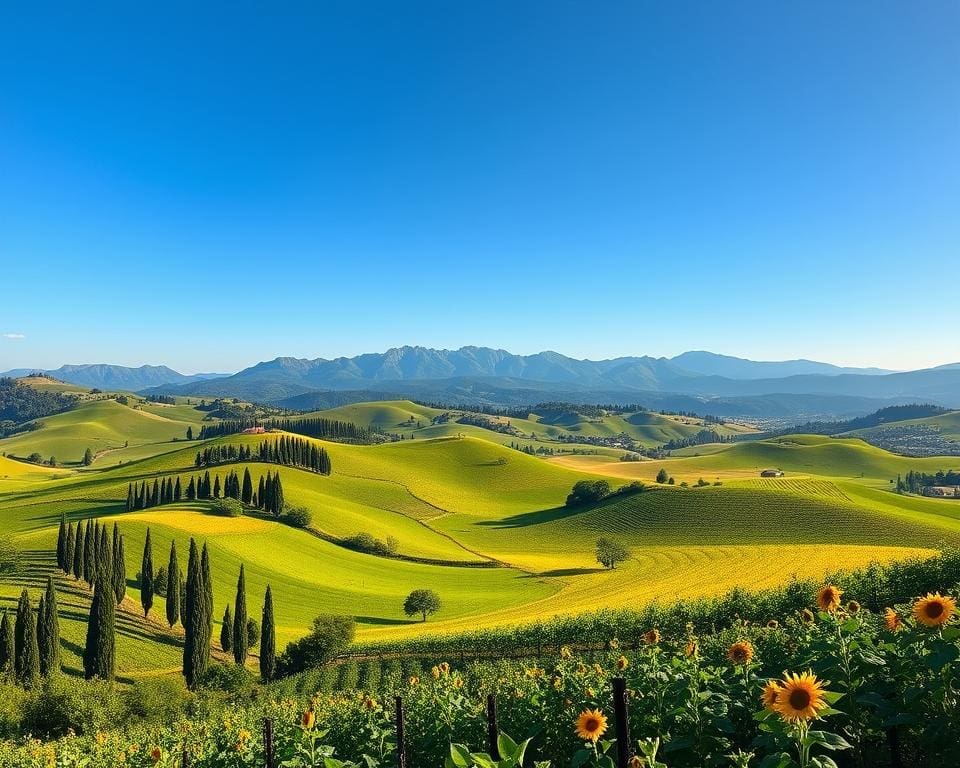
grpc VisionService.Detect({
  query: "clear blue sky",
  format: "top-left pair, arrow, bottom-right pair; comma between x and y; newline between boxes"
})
1,2 -> 957,373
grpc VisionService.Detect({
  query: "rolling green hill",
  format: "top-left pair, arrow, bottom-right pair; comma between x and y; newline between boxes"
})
0,401 -> 957,677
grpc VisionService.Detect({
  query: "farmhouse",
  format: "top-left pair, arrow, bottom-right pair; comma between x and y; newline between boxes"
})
760,469 -> 784,478
241,426 -> 266,435
923,485 -> 960,498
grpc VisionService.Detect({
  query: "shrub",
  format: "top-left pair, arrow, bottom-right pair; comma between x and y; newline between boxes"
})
209,498 -> 243,517
282,505 -> 312,528
246,618 -> 260,648
198,663 -> 255,695
124,677 -> 190,723
276,615 -> 356,677
22,677 -> 125,737
343,532 -> 398,556
153,565 -> 168,597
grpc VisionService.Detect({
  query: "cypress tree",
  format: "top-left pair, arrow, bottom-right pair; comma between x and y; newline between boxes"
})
65,523 -> 76,577
72,520 -> 84,580
56,514 -> 67,571
14,589 -> 39,687
220,605 -> 232,652
82,520 -> 94,584
201,543 -> 213,637
0,611 -> 13,676
166,540 -> 180,627
260,585 -> 275,682
35,594 -> 46,675
273,474 -> 285,516
257,475 -> 266,509
183,538 -> 209,688
113,530 -> 126,604
174,476 -> 182,501
232,565 -> 248,665
140,529 -> 154,617
39,576 -> 60,676
97,522 -> 112,586
83,568 -> 115,680
126,483 -> 135,511
241,469 -> 253,505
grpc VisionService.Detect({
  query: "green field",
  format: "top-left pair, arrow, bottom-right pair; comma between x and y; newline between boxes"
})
0,392 -> 958,677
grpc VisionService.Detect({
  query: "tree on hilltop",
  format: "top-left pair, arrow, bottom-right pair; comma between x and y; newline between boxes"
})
403,589 -> 441,622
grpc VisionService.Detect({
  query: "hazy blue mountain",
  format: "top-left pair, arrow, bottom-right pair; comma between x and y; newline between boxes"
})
1,364 -> 228,391
670,351 -> 894,379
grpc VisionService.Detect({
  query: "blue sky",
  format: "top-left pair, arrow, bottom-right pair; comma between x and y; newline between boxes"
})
1,2 -> 957,373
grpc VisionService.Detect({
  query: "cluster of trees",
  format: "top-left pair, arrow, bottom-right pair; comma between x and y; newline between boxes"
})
198,417 -> 368,443
145,394 -> 177,405
124,469 -> 286,515
0,377 -> 76,427
565,479 -> 646,507
136,531 -> 277,687
194,437 -> 332,475
896,470 -> 960,494
0,578 -> 60,687
660,429 -> 732,451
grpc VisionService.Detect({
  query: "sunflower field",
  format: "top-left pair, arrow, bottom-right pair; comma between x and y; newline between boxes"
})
0,582 -> 956,768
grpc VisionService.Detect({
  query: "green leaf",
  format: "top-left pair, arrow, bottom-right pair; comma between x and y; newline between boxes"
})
498,732 -> 520,761
447,744 -> 473,768
809,731 -> 852,750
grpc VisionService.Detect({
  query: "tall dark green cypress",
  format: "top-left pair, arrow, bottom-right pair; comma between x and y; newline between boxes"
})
0,611 -> 13,676
82,520 -> 94,584
201,543 -> 213,637
260,585 -> 275,682
96,522 -> 111,586
14,589 -> 39,688
232,565 -> 248,664
72,520 -> 84,579
65,524 -> 76,578
56,514 -> 67,571
220,605 -> 232,652
113,528 -> 126,604
39,576 -> 60,676
35,594 -> 45,675
166,540 -> 180,627
140,529 -> 154,617
183,538 -> 209,688
241,469 -> 253,505
83,565 -> 115,680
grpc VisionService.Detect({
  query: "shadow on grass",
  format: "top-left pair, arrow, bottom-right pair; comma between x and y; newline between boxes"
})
537,567 -> 607,577
476,504 -> 590,529
354,615 -> 419,627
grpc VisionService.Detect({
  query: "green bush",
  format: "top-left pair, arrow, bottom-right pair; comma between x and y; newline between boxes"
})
209,498 -> 243,517
22,677 -> 125,737
281,505 -> 312,528
277,614 -> 356,676
246,618 -> 260,648
198,663 -> 255,695
343,531 -> 398,556
124,677 -> 190,723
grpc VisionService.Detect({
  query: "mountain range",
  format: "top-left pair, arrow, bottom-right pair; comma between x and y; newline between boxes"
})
4,348 -> 959,420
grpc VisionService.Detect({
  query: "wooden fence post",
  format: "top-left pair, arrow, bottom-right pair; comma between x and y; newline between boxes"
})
263,717 -> 275,768
612,677 -> 632,767
181,747 -> 190,768
395,695 -> 408,768
486,693 -> 500,759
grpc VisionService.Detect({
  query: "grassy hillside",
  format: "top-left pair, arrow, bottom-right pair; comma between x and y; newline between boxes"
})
0,405 -> 957,677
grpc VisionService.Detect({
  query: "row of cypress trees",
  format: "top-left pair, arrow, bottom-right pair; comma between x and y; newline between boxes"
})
138,531 -> 276,686
0,578 -> 60,687
194,437 -> 332,475
124,469 -> 286,516
56,515 -> 127,605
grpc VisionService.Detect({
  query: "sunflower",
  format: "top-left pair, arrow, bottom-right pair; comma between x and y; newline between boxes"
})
684,639 -> 698,658
766,619 -> 779,629
616,655 -> 629,671
150,748 -> 162,765
912,593 -> 956,627
643,629 -> 661,645
846,600 -> 861,614
761,679 -> 781,712
575,709 -> 608,743
774,672 -> 828,722
816,585 -> 843,612
301,709 -> 316,729
884,607 -> 902,632
727,641 -> 755,666
800,608 -> 815,624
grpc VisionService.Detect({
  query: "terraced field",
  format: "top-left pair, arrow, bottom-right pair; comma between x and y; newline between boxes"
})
0,392 -> 957,677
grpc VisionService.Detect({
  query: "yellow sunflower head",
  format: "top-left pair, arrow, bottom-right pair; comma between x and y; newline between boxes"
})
846,600 -> 861,614
684,638 -> 698,658
774,671 -> 828,723
616,655 -> 629,671
761,679 -> 781,712
727,641 -> 755,666
575,708 -> 608,743
884,607 -> 902,632
643,629 -> 661,645
912,593 -> 956,628
816,585 -> 843,612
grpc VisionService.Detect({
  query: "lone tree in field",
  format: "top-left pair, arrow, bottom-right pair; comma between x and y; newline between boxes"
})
166,541 -> 180,627
220,605 -> 232,652
232,564 -> 248,665
56,514 -> 67,570
595,537 -> 630,569
140,529 -> 154,617
82,447 -> 94,466
39,576 -> 60,676
260,585 -> 275,682
656,468 -> 669,484
14,589 -> 39,687
403,589 -> 441,622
